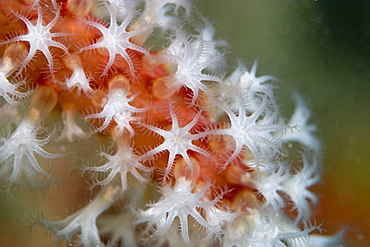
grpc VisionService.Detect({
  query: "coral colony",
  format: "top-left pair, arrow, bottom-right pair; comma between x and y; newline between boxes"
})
0,0 -> 342,246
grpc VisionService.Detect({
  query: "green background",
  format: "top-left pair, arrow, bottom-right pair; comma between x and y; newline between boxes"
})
196,0 -> 369,246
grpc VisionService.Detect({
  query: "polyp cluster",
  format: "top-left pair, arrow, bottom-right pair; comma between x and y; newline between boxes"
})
0,0 -> 342,246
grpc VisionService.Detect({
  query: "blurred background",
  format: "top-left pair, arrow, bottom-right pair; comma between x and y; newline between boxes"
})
196,0 -> 369,246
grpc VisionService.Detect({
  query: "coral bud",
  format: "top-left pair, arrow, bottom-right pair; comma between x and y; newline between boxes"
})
66,0 -> 94,17
63,54 -> 83,71
29,86 -> 57,121
152,76 -> 179,99
108,73 -> 131,92
1,43 -> 28,75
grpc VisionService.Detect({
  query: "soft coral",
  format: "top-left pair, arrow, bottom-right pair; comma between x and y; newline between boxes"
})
0,4 -> 69,75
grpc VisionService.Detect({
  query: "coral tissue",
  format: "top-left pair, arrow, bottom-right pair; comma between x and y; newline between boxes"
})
0,0 -> 342,246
